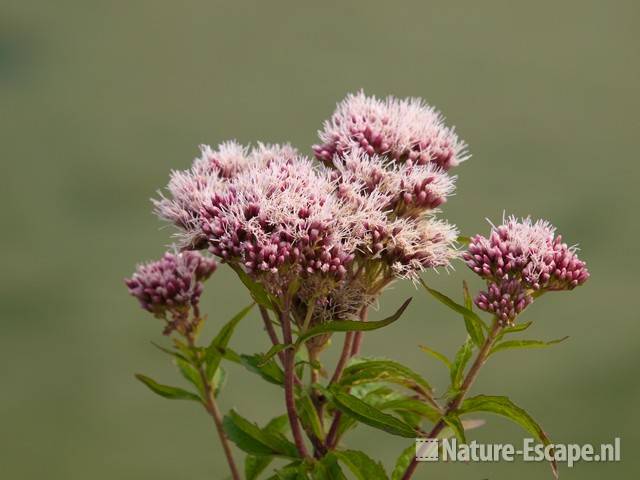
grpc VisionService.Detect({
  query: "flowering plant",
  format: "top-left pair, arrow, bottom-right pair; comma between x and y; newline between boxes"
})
126,91 -> 588,479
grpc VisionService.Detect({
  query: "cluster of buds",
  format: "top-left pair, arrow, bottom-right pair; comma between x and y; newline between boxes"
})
464,216 -> 589,323
125,251 -> 217,335
474,279 -> 533,325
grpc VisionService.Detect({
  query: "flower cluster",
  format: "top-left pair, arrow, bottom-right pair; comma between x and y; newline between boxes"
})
125,251 -> 217,334
146,92 -> 465,328
464,216 -> 589,323
313,91 -> 468,171
315,92 -> 461,281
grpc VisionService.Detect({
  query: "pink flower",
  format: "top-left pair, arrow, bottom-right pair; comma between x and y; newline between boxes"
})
313,91 -> 468,171
201,149 -> 361,291
153,142 -> 250,248
125,251 -> 217,334
464,216 -> 589,291
333,151 -> 456,217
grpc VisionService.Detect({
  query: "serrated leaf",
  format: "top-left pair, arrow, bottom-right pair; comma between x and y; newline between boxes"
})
490,337 -> 569,355
418,345 -> 451,369
134,374 -> 201,402
391,444 -> 415,480
204,303 -> 254,379
295,298 -> 411,347
459,395 -> 558,479
223,410 -> 299,458
332,450 -> 387,480
330,387 -> 417,438
340,358 -> 432,395
420,279 -> 486,347
450,337 -> 474,389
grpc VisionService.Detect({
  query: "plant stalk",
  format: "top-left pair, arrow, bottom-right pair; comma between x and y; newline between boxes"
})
187,336 -> 241,480
280,299 -> 311,460
401,320 -> 503,480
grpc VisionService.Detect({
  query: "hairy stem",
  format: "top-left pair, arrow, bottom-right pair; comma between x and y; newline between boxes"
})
187,336 -> 241,480
401,320 -> 503,480
280,299 -> 311,460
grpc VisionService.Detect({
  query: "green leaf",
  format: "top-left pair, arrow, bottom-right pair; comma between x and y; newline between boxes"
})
314,455 -> 347,480
459,395 -> 558,479
296,298 -> 411,347
297,392 -> 325,440
462,280 -> 473,309
391,444 -> 415,480
490,337 -> 569,355
223,410 -> 299,458
205,303 -> 255,379
211,345 -> 285,386
174,357 -> 205,398
418,345 -> 451,369
497,320 -> 534,341
211,366 -> 226,397
330,387 -> 417,438
420,279 -> 486,347
245,455 -> 273,480
443,413 -> 466,443
134,374 -> 201,402
241,353 -> 285,385
259,343 -> 292,366
341,358 -> 432,395
244,416 -> 290,480
378,397 -> 441,424
450,337 -> 474,389
232,266 -> 274,309
271,463 -> 308,480
332,450 -> 387,480
151,341 -> 190,362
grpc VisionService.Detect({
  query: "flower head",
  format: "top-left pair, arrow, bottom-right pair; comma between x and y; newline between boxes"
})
313,91 -> 468,171
200,149 -> 364,293
464,216 -> 589,291
475,279 -> 533,325
125,251 -> 217,334
332,151 -> 456,217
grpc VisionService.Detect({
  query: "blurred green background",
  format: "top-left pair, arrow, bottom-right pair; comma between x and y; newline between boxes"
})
2,1 -> 638,478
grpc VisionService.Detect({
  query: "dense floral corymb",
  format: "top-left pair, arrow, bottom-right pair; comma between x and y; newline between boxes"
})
464,216 -> 589,323
464,216 -> 589,291
125,251 -> 217,333
313,91 -> 468,171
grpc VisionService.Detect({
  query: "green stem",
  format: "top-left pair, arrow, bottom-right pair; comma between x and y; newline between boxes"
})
187,336 -> 241,480
401,320 -> 503,480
